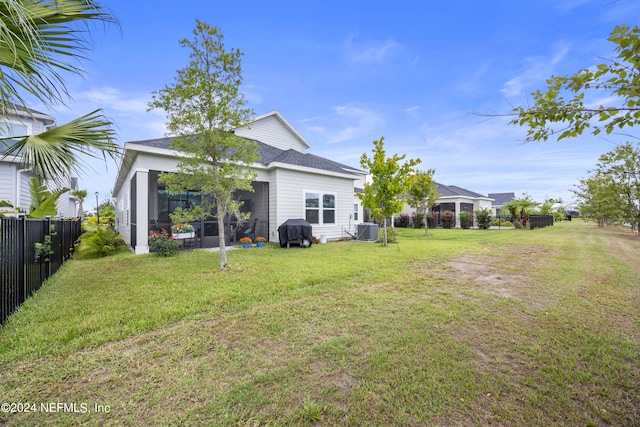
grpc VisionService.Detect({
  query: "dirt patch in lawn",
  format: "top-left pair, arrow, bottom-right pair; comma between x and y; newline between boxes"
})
410,246 -> 552,308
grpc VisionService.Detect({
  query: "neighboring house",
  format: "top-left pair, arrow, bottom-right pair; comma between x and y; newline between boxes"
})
398,182 -> 494,228
0,105 -> 77,217
488,192 -> 515,216
113,111 -> 367,254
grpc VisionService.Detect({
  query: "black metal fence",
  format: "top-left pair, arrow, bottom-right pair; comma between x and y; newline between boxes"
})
0,216 -> 82,326
529,214 -> 554,230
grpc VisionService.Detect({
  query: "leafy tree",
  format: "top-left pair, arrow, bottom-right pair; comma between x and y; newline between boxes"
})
574,142 -> 640,235
149,20 -> 259,268
406,169 -> 440,236
574,174 -> 622,227
359,137 -> 421,246
512,25 -> 640,142
0,0 -> 119,182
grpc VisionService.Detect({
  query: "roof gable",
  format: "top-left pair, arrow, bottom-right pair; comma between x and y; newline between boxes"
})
234,111 -> 310,153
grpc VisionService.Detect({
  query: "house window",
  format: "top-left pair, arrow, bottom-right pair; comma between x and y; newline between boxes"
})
0,121 -> 29,143
353,203 -> 359,221
323,194 -> 335,224
304,191 -> 336,225
305,192 -> 319,224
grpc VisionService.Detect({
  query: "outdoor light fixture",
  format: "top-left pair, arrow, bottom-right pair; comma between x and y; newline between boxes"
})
95,192 -> 99,226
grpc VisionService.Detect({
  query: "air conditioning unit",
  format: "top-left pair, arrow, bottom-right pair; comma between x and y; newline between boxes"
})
357,223 -> 378,241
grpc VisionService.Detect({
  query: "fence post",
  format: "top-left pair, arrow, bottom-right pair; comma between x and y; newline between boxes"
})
45,216 -> 51,279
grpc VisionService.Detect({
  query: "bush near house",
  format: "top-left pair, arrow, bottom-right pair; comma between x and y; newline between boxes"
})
76,227 -> 124,259
441,210 -> 455,229
148,229 -> 181,257
428,211 -> 439,228
411,212 -> 425,229
475,209 -> 493,230
394,213 -> 411,228
460,211 -> 472,229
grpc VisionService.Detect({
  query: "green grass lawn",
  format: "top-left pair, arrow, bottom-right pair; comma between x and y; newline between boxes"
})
0,221 -> 638,426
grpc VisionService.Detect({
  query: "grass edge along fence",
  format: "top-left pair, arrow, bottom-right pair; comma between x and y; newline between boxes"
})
0,216 -> 81,326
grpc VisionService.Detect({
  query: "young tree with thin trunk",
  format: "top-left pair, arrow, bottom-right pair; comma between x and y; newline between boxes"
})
149,20 -> 259,268
406,169 -> 440,236
359,137 -> 421,247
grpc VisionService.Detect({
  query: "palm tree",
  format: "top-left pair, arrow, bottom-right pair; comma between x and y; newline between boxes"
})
0,0 -> 120,182
71,189 -> 87,218
503,195 -> 538,228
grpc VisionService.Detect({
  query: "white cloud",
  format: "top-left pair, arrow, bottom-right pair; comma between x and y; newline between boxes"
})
303,103 -> 385,144
456,61 -> 493,94
345,35 -> 403,64
49,86 -> 167,143
404,105 -> 421,120
500,44 -> 570,99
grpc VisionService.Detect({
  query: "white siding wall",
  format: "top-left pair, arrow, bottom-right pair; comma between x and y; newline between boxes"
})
116,183 -> 130,244
18,171 -> 34,209
273,168 -> 356,241
0,163 -> 15,205
235,114 -> 308,153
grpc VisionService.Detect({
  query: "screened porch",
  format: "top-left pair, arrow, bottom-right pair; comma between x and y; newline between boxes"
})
147,171 -> 269,249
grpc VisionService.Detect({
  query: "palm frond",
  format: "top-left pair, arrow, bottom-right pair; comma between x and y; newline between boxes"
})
1,109 -> 120,181
0,0 -> 118,112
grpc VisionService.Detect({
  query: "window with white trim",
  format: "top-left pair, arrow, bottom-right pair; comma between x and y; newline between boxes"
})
304,191 -> 336,224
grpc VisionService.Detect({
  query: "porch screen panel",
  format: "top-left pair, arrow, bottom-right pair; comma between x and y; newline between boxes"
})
130,174 -> 137,248
461,203 -> 473,213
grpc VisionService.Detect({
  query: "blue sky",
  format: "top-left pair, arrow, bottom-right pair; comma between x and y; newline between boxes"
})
34,0 -> 640,208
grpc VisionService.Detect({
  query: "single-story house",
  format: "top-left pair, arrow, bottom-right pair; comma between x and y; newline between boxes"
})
398,182 -> 494,227
113,111 -> 367,254
488,192 -> 515,216
0,105 -> 78,217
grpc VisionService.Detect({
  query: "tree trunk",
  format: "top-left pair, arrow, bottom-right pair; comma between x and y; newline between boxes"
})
218,214 -> 227,268
424,207 -> 429,236
383,217 -> 388,247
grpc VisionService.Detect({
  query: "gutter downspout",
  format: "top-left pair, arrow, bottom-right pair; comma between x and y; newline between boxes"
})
16,168 -> 29,210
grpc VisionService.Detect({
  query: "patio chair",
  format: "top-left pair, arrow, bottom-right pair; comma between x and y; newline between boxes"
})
243,218 -> 258,241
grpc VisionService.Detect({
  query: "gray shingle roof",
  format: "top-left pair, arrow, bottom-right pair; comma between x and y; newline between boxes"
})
436,182 -> 487,198
128,136 -> 363,176
488,192 -> 515,205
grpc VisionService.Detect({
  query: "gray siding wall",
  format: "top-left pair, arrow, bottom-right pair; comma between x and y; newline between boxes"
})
235,114 -> 307,153
273,168 -> 356,241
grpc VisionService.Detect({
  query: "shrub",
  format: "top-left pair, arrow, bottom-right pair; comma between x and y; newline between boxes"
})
429,211 -> 439,228
441,210 -> 455,229
149,228 -> 181,257
386,227 -> 398,243
474,209 -> 493,230
411,212 -> 425,229
460,211 -> 472,229
394,213 -> 411,228
77,227 -> 124,258
491,218 -> 514,227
